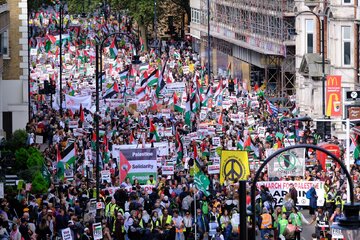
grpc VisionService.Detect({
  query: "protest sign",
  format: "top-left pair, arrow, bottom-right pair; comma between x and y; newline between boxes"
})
268,148 -> 305,178
164,82 -> 186,95
162,165 -> 174,175
89,199 -> 97,213
119,148 -> 157,185
257,181 -> 325,206
92,222 -> 103,240
113,142 -> 169,158
212,137 -> 221,147
68,121 -> 78,129
208,165 -> 220,174
101,170 -> 111,183
61,228 -> 73,240
35,135 -> 43,144
220,151 -> 250,184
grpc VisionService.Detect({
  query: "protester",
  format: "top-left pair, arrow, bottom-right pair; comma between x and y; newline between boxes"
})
0,4 -> 356,240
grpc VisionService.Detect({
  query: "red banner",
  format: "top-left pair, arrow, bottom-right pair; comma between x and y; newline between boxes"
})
326,75 -> 342,117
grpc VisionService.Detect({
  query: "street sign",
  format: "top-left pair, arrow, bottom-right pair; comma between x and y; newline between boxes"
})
345,91 -> 360,101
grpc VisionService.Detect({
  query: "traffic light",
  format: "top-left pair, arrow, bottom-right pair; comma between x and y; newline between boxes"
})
316,121 -> 331,140
44,80 -> 50,93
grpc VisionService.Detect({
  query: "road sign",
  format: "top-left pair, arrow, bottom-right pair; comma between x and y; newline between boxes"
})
345,91 -> 360,101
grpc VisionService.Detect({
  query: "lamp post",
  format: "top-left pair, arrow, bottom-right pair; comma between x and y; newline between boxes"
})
295,10 -> 326,117
250,144 -> 360,238
207,0 -> 211,83
57,0 -> 64,117
94,32 -> 141,222
154,0 -> 157,53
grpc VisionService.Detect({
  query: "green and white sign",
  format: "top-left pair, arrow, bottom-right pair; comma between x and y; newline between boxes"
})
120,148 -> 157,185
268,148 -> 305,178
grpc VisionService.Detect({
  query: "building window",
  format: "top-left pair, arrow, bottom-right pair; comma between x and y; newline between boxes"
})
0,30 -> 9,57
342,26 -> 351,65
306,19 -> 314,53
343,0 -> 351,4
191,8 -> 200,24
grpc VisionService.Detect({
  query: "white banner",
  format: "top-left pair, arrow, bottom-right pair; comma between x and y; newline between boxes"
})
257,181 -> 325,206
113,142 -> 169,158
268,148 -> 305,178
68,121 -> 78,129
212,137 -> 221,147
92,222 -> 103,240
164,82 -> 186,95
101,170 -> 111,183
65,94 -> 92,111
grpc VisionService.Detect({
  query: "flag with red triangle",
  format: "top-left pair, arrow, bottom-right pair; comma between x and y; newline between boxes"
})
119,151 -> 132,183
103,82 -> 120,99
149,120 -> 160,142
79,104 -> 84,122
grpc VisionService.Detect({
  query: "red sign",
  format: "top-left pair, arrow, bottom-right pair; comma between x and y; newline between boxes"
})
326,76 -> 342,117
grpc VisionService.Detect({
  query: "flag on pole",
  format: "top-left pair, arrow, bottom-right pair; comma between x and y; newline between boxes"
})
266,99 -> 279,116
60,143 -> 76,166
149,120 -> 160,142
109,38 -> 118,59
173,93 -> 184,112
79,104 -> 84,122
175,131 -> 183,165
103,82 -> 120,99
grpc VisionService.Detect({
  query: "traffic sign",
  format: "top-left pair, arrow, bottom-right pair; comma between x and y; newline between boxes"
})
345,91 -> 360,101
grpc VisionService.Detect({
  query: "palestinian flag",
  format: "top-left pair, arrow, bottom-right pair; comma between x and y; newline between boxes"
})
145,69 -> 159,87
217,112 -> 223,125
139,37 -> 145,52
109,38 -> 118,59
175,131 -> 183,165
155,74 -> 166,97
136,86 -> 147,102
173,93 -> 184,112
227,62 -> 231,76
91,132 -> 97,150
119,68 -> 128,80
290,103 -> 299,116
98,71 -> 106,84
46,34 -> 56,44
60,142 -> 76,166
214,79 -> 223,99
56,144 -> 62,162
149,120 -> 160,142
119,151 -> 132,183
103,82 -> 120,99
103,135 -> 110,164
190,93 -> 200,112
184,95 -> 192,126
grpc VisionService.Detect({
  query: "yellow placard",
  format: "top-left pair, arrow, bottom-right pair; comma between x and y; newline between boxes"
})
220,150 -> 250,184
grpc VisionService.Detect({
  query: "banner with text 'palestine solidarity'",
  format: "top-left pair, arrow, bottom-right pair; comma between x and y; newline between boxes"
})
119,148 -> 157,185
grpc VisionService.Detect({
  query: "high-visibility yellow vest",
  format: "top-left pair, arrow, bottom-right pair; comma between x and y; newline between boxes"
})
160,215 -> 172,226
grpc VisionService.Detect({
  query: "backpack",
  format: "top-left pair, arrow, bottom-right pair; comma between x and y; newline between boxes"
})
306,189 -> 312,199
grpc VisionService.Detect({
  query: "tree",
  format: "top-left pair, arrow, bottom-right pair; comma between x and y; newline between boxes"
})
110,0 -> 162,51
15,148 -> 29,171
31,171 -> 49,194
26,151 -> 44,169
169,0 -> 190,19
6,129 -> 28,152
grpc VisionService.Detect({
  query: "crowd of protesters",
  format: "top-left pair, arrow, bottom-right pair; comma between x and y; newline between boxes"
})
1,3 -> 360,240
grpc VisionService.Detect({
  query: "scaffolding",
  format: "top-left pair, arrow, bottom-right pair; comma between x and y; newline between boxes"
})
199,0 -> 296,102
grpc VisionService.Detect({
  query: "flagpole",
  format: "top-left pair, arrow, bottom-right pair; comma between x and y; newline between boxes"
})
194,190 -> 197,240
95,44 -> 101,223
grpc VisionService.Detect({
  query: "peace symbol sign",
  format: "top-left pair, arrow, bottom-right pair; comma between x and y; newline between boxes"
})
277,152 -> 297,171
223,158 -> 244,182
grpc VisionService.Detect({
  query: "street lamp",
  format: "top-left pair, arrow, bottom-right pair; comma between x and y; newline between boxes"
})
250,144 -> 360,238
95,32 -> 141,222
56,0 -> 65,117
295,10 -> 326,117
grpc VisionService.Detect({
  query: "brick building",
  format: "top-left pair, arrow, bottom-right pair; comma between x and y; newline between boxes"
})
0,0 -> 28,139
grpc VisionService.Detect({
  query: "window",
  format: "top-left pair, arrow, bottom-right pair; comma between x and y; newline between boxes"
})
343,0 -> 351,4
306,19 -> 314,53
0,30 -> 9,56
342,26 -> 351,65
191,8 -> 200,24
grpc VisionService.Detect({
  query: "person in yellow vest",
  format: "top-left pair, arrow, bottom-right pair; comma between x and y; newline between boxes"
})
259,207 -> 273,240
324,187 -> 336,216
146,175 -> 156,185
173,209 -> 185,240
160,209 -> 173,230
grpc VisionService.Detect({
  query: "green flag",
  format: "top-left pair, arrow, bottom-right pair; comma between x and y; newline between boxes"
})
194,170 -> 210,197
41,164 -> 51,185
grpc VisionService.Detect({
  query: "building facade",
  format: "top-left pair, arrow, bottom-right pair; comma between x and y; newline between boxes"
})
189,0 -> 296,104
296,0 -> 359,120
0,0 -> 28,139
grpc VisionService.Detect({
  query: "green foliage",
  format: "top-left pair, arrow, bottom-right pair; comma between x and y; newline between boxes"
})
29,0 -> 54,12
15,148 -> 29,170
7,129 -> 28,150
27,151 -> 44,169
66,0 -> 100,14
31,171 -> 49,194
